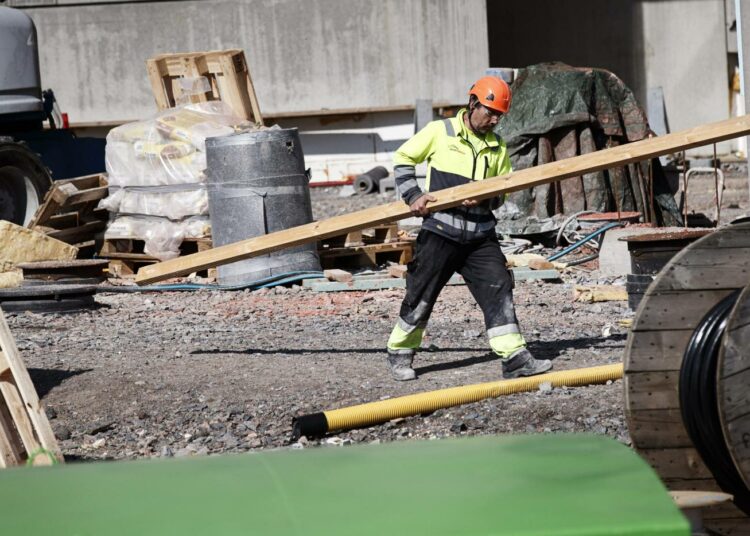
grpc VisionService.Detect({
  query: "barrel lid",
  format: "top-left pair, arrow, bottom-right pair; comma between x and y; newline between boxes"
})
206,127 -> 299,148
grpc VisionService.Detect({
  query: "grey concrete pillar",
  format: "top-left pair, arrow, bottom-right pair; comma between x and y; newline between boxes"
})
737,0 -> 750,191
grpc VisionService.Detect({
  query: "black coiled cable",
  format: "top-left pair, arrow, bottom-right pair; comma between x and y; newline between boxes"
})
679,289 -> 750,514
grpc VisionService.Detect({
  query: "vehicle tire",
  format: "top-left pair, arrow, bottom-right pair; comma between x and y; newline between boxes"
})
0,139 -> 52,225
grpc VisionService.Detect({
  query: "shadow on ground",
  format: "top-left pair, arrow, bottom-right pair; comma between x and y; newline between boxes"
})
28,368 -> 91,398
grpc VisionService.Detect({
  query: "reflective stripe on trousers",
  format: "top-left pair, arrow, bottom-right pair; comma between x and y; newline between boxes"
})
386,230 -> 527,359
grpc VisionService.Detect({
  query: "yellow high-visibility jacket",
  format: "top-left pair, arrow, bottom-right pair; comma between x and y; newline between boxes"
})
394,108 -> 512,243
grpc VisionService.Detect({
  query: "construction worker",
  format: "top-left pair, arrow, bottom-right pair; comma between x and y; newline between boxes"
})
386,76 -> 552,381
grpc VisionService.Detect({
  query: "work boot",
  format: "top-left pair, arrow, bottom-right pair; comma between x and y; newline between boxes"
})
502,348 -> 552,379
387,352 -> 416,381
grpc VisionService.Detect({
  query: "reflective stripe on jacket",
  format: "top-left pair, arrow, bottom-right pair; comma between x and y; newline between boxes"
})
393,108 -> 512,242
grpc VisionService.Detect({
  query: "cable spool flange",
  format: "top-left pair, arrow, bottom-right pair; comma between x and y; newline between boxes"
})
625,222 -> 750,534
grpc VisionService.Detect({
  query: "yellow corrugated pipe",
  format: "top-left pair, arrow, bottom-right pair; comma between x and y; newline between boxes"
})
292,363 -> 623,439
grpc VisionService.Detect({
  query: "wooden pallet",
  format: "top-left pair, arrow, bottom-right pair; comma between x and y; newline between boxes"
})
29,174 -> 109,252
318,241 -> 413,270
320,224 -> 400,248
99,237 -> 214,278
146,49 -> 263,125
0,308 -> 62,467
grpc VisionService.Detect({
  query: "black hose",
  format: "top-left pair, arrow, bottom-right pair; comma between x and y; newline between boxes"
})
679,289 -> 750,514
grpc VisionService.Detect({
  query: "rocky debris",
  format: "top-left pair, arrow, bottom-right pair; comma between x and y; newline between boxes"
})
5,268 -> 632,462
3,185 -> 700,462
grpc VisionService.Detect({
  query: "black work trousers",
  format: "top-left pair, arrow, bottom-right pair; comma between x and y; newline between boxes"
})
386,229 -> 526,358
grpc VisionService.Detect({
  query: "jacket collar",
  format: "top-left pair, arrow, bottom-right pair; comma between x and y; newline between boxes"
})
456,108 -> 500,148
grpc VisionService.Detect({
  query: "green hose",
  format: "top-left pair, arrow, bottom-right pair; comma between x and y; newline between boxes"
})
292,363 -> 623,439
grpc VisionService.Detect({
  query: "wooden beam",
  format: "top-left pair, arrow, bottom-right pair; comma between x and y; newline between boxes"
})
135,114 -> 750,285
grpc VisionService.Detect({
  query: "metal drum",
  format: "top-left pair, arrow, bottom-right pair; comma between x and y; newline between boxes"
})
206,128 -> 320,285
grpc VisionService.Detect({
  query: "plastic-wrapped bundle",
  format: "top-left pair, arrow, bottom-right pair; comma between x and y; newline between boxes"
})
99,186 -> 208,221
105,215 -> 211,260
101,102 -> 250,260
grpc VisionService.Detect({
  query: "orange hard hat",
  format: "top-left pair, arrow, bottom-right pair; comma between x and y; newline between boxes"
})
468,76 -> 512,113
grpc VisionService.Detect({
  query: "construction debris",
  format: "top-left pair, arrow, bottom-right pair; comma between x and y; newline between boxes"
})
574,285 -> 629,303
506,253 -> 566,270
0,220 -> 78,270
28,173 -> 109,254
527,258 -> 555,271
388,264 -> 408,278
0,271 -> 23,289
323,269 -> 353,283
135,114 -> 750,284
0,221 -> 78,287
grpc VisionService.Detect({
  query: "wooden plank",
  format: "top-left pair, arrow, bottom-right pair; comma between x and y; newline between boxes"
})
55,174 -> 106,191
46,220 -> 106,244
0,352 -> 41,456
632,289 -> 734,331
625,329 -> 693,372
0,310 -> 62,463
59,186 -> 109,208
657,247 -> 750,291
704,518 -> 750,534
702,503 -> 749,521
41,211 -> 79,230
146,58 -> 172,110
0,395 -> 24,467
662,477 -> 722,492
625,371 -> 681,410
626,408 -> 692,449
638,447 -> 713,480
135,114 -> 750,284
28,188 -> 61,230
218,54 -> 249,120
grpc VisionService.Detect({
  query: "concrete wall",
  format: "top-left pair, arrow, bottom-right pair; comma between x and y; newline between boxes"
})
488,0 -> 731,154
18,0 -> 488,123
641,1 -> 729,139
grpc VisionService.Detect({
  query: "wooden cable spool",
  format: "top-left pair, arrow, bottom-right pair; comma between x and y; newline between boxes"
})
625,222 -> 750,535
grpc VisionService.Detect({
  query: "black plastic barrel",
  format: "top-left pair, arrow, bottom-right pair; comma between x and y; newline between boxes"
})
206,128 -> 321,285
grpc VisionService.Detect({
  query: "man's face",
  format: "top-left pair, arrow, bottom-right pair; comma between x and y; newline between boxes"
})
470,103 -> 503,134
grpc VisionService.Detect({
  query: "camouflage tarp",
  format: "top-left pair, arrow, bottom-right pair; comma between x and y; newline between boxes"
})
496,62 -> 682,227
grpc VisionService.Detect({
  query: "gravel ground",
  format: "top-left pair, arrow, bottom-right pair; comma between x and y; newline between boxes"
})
5,168 -> 747,462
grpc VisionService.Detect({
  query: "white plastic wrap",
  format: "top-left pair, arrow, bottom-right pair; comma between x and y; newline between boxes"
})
105,216 -> 211,261
101,101 -> 249,259
105,101 -> 247,186
99,187 -> 208,220
106,140 -> 206,187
